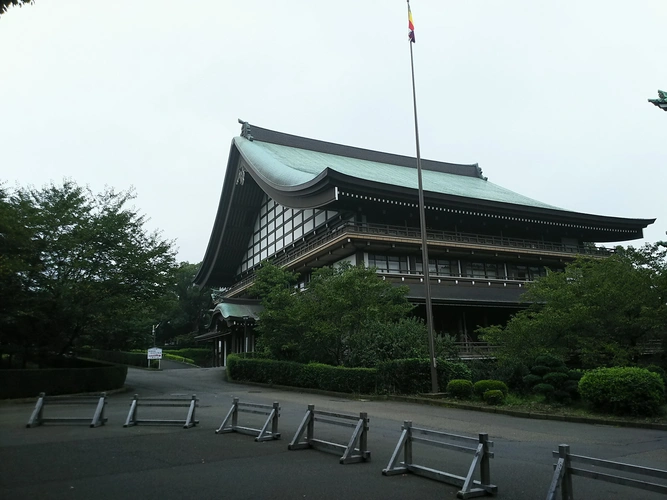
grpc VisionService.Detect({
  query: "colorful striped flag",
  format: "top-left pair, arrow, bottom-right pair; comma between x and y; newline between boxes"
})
408,3 -> 415,43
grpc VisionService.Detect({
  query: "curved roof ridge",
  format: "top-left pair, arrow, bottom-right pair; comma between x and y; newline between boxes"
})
242,122 -> 484,179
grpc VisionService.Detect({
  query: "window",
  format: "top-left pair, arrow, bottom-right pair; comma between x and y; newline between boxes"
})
369,254 -> 408,273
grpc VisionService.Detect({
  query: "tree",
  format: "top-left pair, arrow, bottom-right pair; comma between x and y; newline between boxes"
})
151,262 -> 212,345
0,180 -> 178,362
251,261 -> 423,366
478,242 -> 667,368
1,0 -> 33,17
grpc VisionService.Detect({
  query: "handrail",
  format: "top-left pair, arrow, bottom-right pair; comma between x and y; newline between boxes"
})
224,221 -> 612,297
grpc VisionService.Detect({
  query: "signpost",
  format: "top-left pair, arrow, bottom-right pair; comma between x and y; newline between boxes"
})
147,347 -> 163,369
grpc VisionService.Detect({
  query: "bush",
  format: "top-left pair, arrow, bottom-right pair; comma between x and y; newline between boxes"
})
474,380 -> 508,397
226,355 -> 377,394
446,379 -> 473,399
533,383 -> 555,397
530,365 -> 552,377
376,358 -> 471,395
522,374 -> 542,386
483,389 -> 504,405
0,358 -> 127,399
578,367 -> 665,416
534,354 -> 564,368
543,372 -> 569,387
164,348 -> 212,367
645,365 -> 667,389
552,390 -> 572,404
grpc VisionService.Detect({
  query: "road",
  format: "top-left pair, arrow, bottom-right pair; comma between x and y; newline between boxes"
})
1,363 -> 666,499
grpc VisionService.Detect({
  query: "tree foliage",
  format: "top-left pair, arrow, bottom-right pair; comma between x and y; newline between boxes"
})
1,0 -> 33,17
251,261 -> 444,367
0,180 -> 178,362
478,243 -> 667,368
151,262 -> 212,345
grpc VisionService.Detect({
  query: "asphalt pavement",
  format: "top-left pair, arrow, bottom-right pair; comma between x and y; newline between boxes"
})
1,362 -> 666,499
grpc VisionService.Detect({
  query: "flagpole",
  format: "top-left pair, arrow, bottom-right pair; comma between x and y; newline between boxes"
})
408,0 -> 438,393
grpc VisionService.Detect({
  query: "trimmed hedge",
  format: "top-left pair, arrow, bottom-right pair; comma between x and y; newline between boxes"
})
0,359 -> 127,399
77,349 -> 148,368
579,367 -> 665,416
227,355 -> 377,394
164,348 -> 211,367
226,355 -> 472,395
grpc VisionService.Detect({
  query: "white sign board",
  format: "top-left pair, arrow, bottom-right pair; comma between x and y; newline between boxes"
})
147,347 -> 163,360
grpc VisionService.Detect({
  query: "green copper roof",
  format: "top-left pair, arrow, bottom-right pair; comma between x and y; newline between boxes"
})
235,136 -> 562,211
212,301 -> 262,321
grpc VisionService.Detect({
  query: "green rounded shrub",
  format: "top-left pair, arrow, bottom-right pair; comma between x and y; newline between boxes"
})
534,354 -> 564,368
522,374 -> 542,386
446,379 -> 474,399
645,365 -> 667,389
483,389 -> 504,405
474,379 -> 509,397
552,390 -> 572,404
533,383 -> 555,397
543,372 -> 569,387
530,365 -> 551,377
578,367 -> 665,416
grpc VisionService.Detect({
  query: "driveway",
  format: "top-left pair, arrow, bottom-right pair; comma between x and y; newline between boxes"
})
1,365 -> 665,499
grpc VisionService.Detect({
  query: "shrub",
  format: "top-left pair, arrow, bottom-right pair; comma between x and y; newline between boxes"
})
543,372 -> 569,387
474,380 -> 508,397
533,383 -> 555,397
645,365 -> 667,390
552,390 -> 572,404
376,358 -> 471,395
446,379 -> 473,399
522,374 -> 542,386
578,367 -> 665,416
483,389 -> 504,405
226,355 -> 377,394
534,354 -> 564,368
530,365 -> 552,377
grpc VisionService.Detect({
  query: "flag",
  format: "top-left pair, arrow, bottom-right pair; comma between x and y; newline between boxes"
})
408,3 -> 415,43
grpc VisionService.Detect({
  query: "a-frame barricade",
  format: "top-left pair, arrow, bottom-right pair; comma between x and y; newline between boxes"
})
288,404 -> 371,464
27,392 -> 107,428
546,444 -> 667,499
215,397 -> 281,441
383,421 -> 497,499
124,394 -> 198,429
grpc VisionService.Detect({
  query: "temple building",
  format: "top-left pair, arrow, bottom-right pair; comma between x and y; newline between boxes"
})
194,121 -> 654,366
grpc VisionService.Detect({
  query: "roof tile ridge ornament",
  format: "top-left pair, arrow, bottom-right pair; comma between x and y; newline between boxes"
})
475,163 -> 488,181
238,118 -> 254,140
648,90 -> 667,112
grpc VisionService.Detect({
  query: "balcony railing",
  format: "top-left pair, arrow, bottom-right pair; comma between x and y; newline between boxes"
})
225,221 -> 612,297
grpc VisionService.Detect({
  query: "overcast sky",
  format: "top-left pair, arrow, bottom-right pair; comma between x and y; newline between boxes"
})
1,0 -> 665,264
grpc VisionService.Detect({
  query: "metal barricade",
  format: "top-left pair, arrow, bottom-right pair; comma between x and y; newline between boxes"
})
383,421 -> 497,499
288,404 -> 371,464
546,444 -> 667,500
215,397 -> 281,441
124,393 -> 199,429
27,392 -> 107,428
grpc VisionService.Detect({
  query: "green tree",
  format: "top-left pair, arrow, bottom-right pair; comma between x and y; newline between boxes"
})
151,262 -> 212,345
1,0 -> 33,17
0,180 -> 177,362
251,261 -> 418,366
249,262 -> 302,360
479,243 -> 667,368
